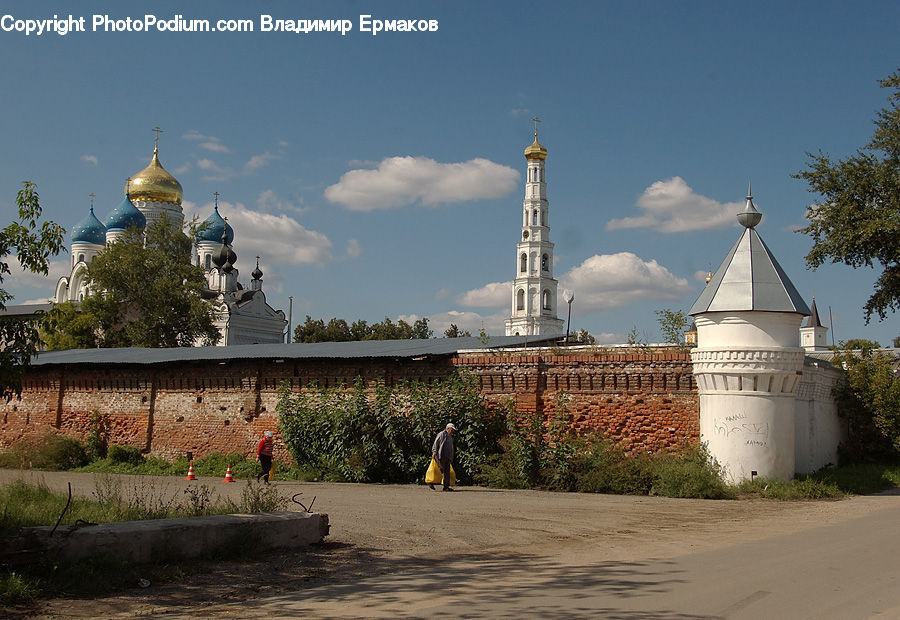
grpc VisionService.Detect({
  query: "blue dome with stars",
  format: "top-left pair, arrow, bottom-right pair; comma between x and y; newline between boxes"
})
196,205 -> 234,245
105,194 -> 146,232
71,207 -> 107,245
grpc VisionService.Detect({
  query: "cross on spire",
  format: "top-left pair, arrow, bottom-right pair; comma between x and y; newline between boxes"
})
89,193 -> 95,208
532,116 -> 541,139
214,191 -> 219,208
152,126 -> 164,150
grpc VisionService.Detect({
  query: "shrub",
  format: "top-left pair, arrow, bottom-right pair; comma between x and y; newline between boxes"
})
650,446 -> 733,499
107,445 -> 143,466
0,434 -> 90,470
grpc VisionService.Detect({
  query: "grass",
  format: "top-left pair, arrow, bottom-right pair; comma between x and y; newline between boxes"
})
0,476 -> 291,608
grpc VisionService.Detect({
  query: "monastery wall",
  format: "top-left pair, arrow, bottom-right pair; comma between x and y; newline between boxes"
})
0,352 -> 698,461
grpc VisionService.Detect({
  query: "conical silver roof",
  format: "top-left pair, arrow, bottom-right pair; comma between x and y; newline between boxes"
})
689,189 -> 810,316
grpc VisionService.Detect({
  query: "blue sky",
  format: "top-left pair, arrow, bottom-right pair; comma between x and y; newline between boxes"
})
2,0 -> 898,346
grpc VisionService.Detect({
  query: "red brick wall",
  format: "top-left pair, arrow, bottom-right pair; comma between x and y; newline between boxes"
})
0,351 -> 698,459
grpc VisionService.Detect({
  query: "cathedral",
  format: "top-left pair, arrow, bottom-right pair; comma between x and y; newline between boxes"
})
55,133 -> 287,346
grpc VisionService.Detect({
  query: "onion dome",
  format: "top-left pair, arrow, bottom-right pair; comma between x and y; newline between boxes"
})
71,207 -> 107,244
252,257 -> 263,280
211,234 -> 237,269
736,183 -> 763,229
524,136 -> 548,161
196,205 -> 234,245
127,147 -> 183,206
105,193 -> 146,231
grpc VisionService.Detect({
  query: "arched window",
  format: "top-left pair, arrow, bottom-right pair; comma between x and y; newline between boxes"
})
532,210 -> 538,225
205,254 -> 211,269
520,253 -> 527,272
542,290 -> 551,310
516,289 -> 525,311
541,254 -> 548,272
77,253 -> 85,263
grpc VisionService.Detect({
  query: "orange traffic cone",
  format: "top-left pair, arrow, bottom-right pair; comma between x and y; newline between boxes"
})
222,464 -> 235,483
185,461 -> 197,481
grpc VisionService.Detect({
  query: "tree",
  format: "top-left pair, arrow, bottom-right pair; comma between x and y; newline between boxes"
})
795,69 -> 900,323
443,323 -> 472,338
293,315 -> 433,343
655,308 -> 690,344
571,329 -> 596,345
831,341 -> 900,461
0,182 -> 65,400
47,214 -> 219,348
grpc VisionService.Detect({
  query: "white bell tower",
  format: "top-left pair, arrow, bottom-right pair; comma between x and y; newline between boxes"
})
505,119 -> 564,336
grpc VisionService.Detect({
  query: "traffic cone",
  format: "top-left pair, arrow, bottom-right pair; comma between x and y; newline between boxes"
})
222,464 -> 235,483
185,461 -> 197,481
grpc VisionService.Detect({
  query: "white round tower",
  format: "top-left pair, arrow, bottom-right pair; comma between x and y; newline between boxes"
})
689,187 -> 811,482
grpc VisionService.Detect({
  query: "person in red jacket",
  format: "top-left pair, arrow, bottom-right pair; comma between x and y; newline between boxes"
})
257,430 -> 275,484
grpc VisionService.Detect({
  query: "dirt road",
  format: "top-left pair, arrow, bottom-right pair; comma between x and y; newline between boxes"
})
4,470 -> 898,618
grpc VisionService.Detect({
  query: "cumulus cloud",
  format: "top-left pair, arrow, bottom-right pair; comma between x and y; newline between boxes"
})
2,257 -> 70,297
196,158 -> 231,182
693,269 -> 712,282
245,152 -> 275,172
324,156 -> 520,211
606,177 -> 741,233
457,281 -> 510,308
187,201 -> 334,268
426,310 -> 507,336
257,189 -> 304,214
346,239 -> 361,258
559,252 -> 693,310
81,154 -> 98,166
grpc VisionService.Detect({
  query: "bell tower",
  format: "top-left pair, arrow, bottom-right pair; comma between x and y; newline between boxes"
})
505,119 -> 564,336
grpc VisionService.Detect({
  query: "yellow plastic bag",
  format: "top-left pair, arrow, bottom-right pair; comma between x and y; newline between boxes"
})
425,458 -> 456,486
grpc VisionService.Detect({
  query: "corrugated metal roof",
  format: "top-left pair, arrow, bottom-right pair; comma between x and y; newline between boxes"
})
689,227 -> 810,316
31,335 -> 559,366
0,303 -> 53,317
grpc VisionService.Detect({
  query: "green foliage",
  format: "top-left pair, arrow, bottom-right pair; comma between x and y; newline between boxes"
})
46,214 -> 220,348
293,314 -> 433,343
571,329 -> 597,345
443,323 -> 471,338
831,343 -> 900,461
85,412 -> 109,460
650,445 -> 733,499
0,182 -> 65,401
736,476 -> 843,500
0,571 -> 38,605
107,444 -> 143,465
238,479 -> 290,512
277,374 -> 505,484
655,308 -> 690,345
626,326 -> 648,347
0,434 -> 89,470
794,68 -> 900,323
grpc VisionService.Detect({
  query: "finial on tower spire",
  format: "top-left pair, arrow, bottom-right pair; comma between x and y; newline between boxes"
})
737,181 -> 762,229
89,193 -> 95,210
214,191 -> 219,209
532,116 -> 541,139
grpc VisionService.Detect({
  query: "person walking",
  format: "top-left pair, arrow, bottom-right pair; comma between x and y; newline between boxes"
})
431,423 -> 456,491
257,430 -> 275,484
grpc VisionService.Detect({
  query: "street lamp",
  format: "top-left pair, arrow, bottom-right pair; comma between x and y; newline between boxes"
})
563,290 -> 574,344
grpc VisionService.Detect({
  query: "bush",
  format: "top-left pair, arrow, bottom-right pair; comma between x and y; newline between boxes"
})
650,446 -> 733,499
277,373 -> 506,485
107,445 -> 143,465
0,434 -> 89,470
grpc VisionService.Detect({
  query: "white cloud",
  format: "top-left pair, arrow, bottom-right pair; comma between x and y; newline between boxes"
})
324,156 -> 520,211
559,252 -> 693,311
2,257 -> 70,298
81,154 -> 98,166
245,152 -> 275,173
257,189 -> 304,214
693,269 -> 711,282
346,239 -> 361,258
606,177 -> 741,233
457,281 -> 510,308
426,310 -> 507,335
183,130 -> 231,153
196,158 -> 231,182
190,201 -> 333,268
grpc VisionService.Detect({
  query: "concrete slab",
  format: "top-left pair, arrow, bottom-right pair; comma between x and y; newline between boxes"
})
10,511 -> 329,564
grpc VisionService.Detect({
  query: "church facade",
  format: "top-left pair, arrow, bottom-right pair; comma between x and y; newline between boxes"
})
55,134 -> 287,346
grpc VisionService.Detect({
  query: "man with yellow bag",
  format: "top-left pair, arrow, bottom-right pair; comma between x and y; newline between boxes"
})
429,423 -> 456,491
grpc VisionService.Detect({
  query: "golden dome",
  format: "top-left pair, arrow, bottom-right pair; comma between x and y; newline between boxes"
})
524,137 -> 548,160
126,147 -> 183,206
